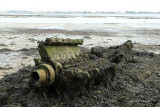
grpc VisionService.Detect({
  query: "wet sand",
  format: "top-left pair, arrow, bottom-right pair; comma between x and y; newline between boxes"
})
0,26 -> 160,79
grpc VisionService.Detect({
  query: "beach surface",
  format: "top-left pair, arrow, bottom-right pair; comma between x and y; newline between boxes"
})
0,14 -> 160,78
0,13 -> 160,106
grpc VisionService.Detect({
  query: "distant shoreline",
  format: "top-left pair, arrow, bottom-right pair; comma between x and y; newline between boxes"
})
0,10 -> 160,15
0,13 -> 159,19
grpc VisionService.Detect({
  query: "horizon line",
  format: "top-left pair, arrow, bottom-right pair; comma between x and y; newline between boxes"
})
0,10 -> 160,13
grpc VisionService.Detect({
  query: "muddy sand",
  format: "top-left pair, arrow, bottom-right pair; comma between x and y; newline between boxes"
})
0,14 -> 160,106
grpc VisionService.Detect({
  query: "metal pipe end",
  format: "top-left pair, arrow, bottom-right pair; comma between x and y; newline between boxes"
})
31,64 -> 55,86
31,69 -> 47,83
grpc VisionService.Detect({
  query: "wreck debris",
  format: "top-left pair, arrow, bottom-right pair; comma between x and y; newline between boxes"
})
31,38 -> 84,87
31,64 -> 55,85
30,38 -> 134,93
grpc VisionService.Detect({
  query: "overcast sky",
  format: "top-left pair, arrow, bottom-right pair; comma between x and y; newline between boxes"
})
0,0 -> 160,12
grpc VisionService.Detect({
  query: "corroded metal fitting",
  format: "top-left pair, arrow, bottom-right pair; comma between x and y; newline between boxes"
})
31,64 -> 55,86
45,38 -> 83,45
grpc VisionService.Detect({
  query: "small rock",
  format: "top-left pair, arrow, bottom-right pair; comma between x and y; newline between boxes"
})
96,90 -> 102,94
0,44 -> 6,46
10,42 -> 16,45
103,42 -> 108,43
28,38 -> 37,42
118,96 -> 126,102
83,36 -> 91,39
0,92 -> 8,105
156,71 -> 160,77
145,70 -> 151,77
22,57 -> 28,59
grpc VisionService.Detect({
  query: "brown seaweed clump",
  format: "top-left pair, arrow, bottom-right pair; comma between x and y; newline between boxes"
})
0,40 -> 160,107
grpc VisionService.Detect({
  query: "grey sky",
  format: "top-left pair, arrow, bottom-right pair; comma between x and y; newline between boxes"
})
0,0 -> 160,11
